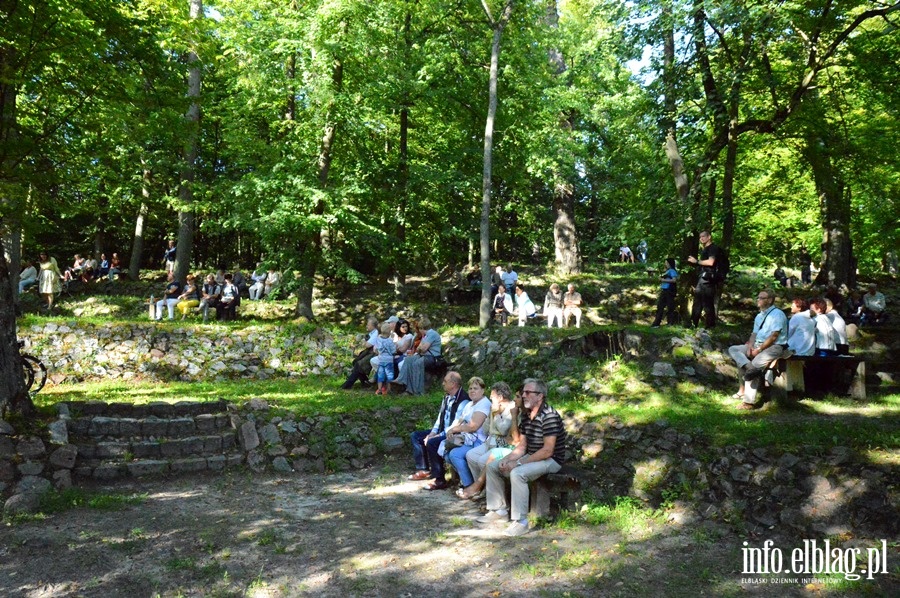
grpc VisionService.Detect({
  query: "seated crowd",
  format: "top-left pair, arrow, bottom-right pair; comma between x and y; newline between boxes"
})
151,266 -> 281,322
340,314 -> 444,395
407,373 -> 567,537
490,277 -> 583,328
728,283 -> 887,410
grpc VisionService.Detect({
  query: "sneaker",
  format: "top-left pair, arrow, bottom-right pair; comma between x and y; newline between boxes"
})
504,521 -> 530,537
477,510 -> 508,524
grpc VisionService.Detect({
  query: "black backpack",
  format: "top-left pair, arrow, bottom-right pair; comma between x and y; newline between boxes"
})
714,249 -> 731,283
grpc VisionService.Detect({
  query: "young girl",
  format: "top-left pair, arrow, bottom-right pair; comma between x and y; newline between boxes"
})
374,323 -> 397,396
651,258 -> 678,327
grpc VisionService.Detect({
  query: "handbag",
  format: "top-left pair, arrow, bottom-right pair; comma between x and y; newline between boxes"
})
446,433 -> 465,448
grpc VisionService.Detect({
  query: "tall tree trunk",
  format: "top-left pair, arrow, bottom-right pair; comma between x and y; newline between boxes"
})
129,163 -> 151,280
720,130 -> 737,251
175,0 -> 202,282
0,29 -> 32,415
546,2 -> 580,275
2,211 -> 21,303
391,7 -> 412,298
296,56 -> 342,320
478,0 -> 514,329
803,96 -> 852,287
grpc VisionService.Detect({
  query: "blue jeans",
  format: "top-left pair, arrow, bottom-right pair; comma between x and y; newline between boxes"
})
410,430 -> 445,478
376,362 -> 394,383
448,441 -> 483,487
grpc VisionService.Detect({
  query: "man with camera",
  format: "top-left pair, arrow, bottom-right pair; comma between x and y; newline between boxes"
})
687,230 -> 722,328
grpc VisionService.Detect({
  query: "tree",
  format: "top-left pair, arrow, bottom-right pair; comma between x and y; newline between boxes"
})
478,0 -> 514,328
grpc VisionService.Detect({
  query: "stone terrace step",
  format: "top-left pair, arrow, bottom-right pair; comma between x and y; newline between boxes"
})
74,432 -> 238,462
59,399 -> 231,419
66,413 -> 233,440
74,453 -> 245,481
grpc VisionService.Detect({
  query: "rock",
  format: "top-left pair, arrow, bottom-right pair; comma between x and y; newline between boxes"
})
52,470 -> 73,490
259,424 -> 280,445
0,436 -> 13,458
0,419 -> 14,435
239,421 -> 260,451
730,465 -> 752,483
4,492 -> 42,516
382,437 -> 404,452
0,460 -> 14,482
778,453 -> 800,469
16,436 -> 46,459
15,475 -> 52,496
248,398 -> 269,411
651,362 -> 677,377
272,457 -> 292,473
48,420 -> 69,445
49,445 -> 79,469
875,371 -> 894,384
246,449 -> 267,472
17,461 -> 44,476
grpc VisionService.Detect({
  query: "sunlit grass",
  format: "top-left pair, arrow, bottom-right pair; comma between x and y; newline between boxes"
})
37,376 -> 444,416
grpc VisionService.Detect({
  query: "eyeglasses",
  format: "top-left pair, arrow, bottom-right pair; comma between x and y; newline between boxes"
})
522,390 -> 542,395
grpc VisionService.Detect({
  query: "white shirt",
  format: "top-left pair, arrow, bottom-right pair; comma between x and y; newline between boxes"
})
826,311 -> 847,345
787,312 -> 816,356
814,314 -> 836,351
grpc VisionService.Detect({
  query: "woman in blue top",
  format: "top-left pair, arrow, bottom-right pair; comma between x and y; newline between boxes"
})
651,258 -> 679,327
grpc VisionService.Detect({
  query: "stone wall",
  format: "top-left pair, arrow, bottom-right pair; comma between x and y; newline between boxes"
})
21,322 -> 358,384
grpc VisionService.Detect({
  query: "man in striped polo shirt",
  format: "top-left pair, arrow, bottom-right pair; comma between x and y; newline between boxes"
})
478,378 -> 567,536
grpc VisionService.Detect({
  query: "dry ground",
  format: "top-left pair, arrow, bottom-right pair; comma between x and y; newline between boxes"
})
1,461 -> 893,598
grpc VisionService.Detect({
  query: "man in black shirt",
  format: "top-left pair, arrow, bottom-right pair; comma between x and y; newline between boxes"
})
478,378 -> 567,537
688,230 -> 721,328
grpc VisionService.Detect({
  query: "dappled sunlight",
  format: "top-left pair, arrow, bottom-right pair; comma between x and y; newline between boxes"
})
148,488 -> 205,502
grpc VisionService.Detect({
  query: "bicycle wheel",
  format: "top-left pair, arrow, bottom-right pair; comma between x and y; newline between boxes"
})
22,354 -> 47,394
23,359 -> 34,392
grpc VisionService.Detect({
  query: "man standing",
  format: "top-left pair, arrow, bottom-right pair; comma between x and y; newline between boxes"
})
727,289 -> 787,410
798,246 -> 812,285
492,284 -> 513,326
408,372 -> 470,490
478,378 -> 567,536
687,230 -> 722,328
563,283 -> 583,328
163,240 -> 176,273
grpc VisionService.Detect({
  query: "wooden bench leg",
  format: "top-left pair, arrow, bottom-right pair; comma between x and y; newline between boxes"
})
529,479 -> 552,518
850,360 -> 866,400
786,360 -> 805,392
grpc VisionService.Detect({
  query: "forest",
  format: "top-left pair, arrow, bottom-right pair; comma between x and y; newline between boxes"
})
1,1 -> 899,409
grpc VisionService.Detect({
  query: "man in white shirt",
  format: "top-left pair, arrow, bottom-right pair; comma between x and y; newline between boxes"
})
501,264 -> 518,290
862,283 -> 887,325
728,289 -> 788,410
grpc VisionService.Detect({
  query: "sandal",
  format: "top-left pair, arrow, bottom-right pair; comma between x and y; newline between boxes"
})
455,488 -> 468,499
468,490 -> 485,501
424,481 -> 448,491
408,470 -> 432,481
731,392 -> 744,400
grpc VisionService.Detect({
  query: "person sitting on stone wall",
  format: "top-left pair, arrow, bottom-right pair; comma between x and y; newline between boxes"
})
543,283 -> 565,328
176,273 -> 201,320
248,264 -> 267,300
154,271 -> 182,321
477,378 -> 567,537
198,274 -> 220,323
392,315 -> 443,395
491,284 -> 514,326
264,268 -> 281,298
19,260 -> 38,295
563,283 -> 583,328
216,273 -> 241,321
407,371 -> 470,490
861,283 -> 887,325
341,316 -> 379,389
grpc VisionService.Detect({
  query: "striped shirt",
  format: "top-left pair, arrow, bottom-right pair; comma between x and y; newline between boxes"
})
521,402 -> 567,465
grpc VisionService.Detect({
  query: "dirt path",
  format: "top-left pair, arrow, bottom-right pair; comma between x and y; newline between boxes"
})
1,461 -> 890,597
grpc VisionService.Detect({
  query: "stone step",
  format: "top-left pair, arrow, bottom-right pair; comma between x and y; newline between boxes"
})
73,453 -> 245,480
66,413 -> 233,440
74,433 -> 238,461
59,399 -> 231,419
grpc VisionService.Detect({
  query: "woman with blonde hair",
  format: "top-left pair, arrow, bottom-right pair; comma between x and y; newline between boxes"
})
445,377 -> 492,494
459,381 -> 521,500
38,252 -> 62,312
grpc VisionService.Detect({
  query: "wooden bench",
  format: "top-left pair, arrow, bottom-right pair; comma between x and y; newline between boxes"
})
769,354 -> 866,400
528,468 -> 582,518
